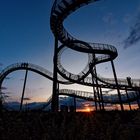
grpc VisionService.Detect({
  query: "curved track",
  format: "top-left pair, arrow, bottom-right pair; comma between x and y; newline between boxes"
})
0,0 -> 140,109
0,62 -> 140,104
0,62 -> 70,85
59,89 -> 140,104
39,88 -> 140,110
50,0 -> 140,90
0,62 -> 140,90
50,0 -> 140,108
51,0 -> 118,83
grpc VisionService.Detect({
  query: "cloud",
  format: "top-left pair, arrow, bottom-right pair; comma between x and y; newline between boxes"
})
0,92 -> 6,95
5,77 -> 11,80
1,86 -> 7,90
102,13 -> 116,25
0,63 -> 3,71
4,95 -> 9,98
5,92 -> 13,94
0,63 -> 3,67
39,87 -> 44,90
124,13 -> 140,49
123,14 -> 132,24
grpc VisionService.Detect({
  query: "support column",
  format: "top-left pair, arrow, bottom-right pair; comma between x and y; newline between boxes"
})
111,60 -> 124,111
73,96 -> 76,112
99,87 -> 105,110
57,82 -> 59,111
91,70 -> 97,111
20,69 -> 28,111
51,37 -> 59,112
125,87 -> 132,111
94,67 -> 102,110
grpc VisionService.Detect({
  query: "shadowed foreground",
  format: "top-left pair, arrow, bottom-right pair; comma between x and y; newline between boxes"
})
0,111 -> 140,140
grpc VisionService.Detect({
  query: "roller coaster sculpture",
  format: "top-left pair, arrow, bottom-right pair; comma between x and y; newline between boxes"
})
0,0 -> 140,111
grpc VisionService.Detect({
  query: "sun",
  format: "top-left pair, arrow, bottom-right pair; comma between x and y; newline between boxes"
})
85,107 -> 91,112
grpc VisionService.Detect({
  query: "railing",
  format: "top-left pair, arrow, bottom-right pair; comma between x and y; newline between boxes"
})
50,0 -> 120,85
59,89 -> 139,103
0,62 -> 69,84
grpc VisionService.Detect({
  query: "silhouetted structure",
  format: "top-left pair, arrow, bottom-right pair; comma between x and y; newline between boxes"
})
20,69 -> 28,111
0,0 -> 140,112
50,0 -> 140,112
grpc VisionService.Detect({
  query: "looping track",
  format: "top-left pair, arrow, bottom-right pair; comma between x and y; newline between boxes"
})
51,0 -> 118,83
50,0 -> 140,90
0,0 -> 140,108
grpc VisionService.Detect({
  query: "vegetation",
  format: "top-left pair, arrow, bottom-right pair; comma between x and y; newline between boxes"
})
0,110 -> 140,140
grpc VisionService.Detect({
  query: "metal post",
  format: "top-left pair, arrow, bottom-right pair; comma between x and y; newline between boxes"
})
94,67 -> 102,110
99,87 -> 105,110
57,82 -> 59,111
20,69 -> 28,111
51,36 -> 59,112
111,60 -> 124,111
73,96 -> 76,112
125,87 -> 132,111
91,71 -> 98,111
126,77 -> 132,87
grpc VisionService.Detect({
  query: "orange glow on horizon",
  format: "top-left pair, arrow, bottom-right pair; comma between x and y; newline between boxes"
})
85,107 -> 91,112
77,107 -> 93,112
76,104 -> 139,112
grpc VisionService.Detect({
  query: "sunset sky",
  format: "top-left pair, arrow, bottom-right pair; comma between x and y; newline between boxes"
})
0,0 -> 140,109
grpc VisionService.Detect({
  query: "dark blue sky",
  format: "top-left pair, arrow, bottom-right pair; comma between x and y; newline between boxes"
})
0,0 -> 53,68
1,0 -> 140,104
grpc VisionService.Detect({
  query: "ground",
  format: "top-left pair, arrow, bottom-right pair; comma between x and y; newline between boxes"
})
0,110 -> 140,140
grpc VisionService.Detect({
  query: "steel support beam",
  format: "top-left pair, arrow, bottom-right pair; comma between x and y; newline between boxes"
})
125,88 -> 132,111
73,96 -> 76,112
111,60 -> 124,111
91,70 -> 98,111
99,86 -> 105,110
20,69 -> 28,111
51,36 -> 59,112
135,91 -> 140,109
94,67 -> 102,110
